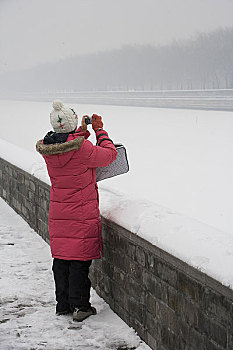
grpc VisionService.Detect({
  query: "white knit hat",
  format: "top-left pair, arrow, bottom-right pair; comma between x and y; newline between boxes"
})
50,100 -> 78,133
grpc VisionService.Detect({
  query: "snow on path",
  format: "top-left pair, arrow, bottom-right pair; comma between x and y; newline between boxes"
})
0,198 -> 150,350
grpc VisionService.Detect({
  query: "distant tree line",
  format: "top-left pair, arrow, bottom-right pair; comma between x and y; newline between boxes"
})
1,27 -> 233,93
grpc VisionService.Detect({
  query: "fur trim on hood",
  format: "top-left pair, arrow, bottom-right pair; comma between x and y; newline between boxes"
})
36,136 -> 84,156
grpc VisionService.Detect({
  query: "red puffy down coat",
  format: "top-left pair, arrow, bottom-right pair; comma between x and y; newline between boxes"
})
36,127 -> 117,260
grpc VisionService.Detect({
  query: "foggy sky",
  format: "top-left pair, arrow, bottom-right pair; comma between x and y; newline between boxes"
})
1,0 -> 233,73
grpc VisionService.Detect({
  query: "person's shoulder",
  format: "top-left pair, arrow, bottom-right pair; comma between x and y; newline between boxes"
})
80,139 -> 94,152
77,139 -> 94,158
79,138 -> 92,147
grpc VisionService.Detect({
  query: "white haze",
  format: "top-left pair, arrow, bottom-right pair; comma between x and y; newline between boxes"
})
1,0 -> 233,72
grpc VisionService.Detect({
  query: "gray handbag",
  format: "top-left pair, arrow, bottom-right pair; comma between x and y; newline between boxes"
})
96,143 -> 129,182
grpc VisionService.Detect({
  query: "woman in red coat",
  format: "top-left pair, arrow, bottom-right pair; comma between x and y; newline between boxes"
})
36,100 -> 117,321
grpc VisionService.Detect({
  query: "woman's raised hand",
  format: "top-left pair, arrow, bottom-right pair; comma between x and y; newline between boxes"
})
81,115 -> 88,131
92,114 -> 103,132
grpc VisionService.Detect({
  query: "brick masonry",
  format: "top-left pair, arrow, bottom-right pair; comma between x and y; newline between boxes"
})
1,156 -> 233,350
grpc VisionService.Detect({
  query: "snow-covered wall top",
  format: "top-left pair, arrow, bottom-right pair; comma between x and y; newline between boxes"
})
1,137 -> 233,290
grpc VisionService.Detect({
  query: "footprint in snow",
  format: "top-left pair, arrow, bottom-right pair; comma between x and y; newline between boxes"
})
0,318 -> 10,324
67,321 -> 83,330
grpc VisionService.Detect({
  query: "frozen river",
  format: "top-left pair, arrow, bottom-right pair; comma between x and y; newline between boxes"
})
0,99 -> 232,236
2,89 -> 233,111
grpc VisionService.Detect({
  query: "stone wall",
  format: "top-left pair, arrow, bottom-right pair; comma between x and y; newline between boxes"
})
1,156 -> 233,350
0,157 -> 50,245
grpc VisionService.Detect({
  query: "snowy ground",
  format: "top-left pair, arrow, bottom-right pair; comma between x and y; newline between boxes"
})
0,198 -> 150,350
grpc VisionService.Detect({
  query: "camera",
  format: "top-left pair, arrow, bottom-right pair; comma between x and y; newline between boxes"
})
85,116 -> 92,125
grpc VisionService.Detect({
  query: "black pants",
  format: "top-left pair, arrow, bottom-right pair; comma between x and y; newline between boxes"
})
52,258 -> 92,312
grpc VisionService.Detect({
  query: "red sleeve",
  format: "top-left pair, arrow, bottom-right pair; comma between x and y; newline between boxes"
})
76,126 -> 90,139
83,129 -> 117,168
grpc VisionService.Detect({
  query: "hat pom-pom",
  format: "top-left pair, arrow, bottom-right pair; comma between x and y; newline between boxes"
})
53,100 -> 64,111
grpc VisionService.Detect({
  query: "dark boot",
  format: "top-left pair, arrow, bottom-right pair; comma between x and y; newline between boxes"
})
73,306 -> 97,322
